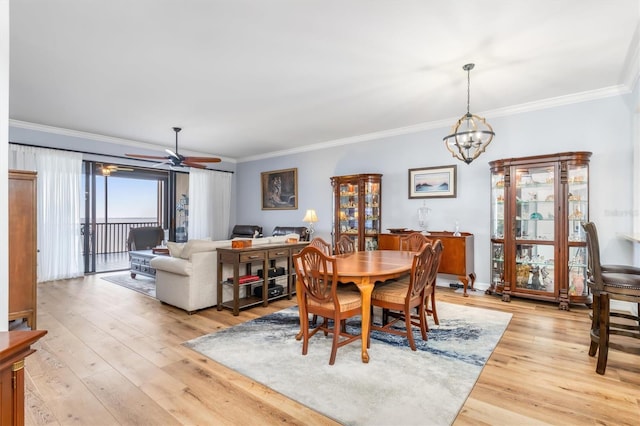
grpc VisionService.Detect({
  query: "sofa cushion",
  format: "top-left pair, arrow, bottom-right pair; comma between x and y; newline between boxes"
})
272,226 -> 310,241
229,224 -> 263,239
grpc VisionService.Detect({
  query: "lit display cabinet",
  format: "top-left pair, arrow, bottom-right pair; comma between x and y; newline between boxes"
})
331,174 -> 382,251
488,152 -> 591,309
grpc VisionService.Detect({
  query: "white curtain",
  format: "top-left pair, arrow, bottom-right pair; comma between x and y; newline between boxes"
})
9,144 -> 84,282
188,169 -> 232,240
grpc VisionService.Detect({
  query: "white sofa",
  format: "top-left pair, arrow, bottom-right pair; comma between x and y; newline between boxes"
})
149,235 -> 299,313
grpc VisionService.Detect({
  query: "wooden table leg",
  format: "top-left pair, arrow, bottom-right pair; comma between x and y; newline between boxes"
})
355,277 -> 373,363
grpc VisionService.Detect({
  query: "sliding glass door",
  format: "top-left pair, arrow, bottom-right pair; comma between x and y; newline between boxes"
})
82,161 -> 170,273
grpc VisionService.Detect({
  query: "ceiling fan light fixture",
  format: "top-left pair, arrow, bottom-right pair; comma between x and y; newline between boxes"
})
443,63 -> 495,164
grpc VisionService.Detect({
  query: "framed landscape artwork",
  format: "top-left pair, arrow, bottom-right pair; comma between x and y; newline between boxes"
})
408,165 -> 457,199
261,168 -> 298,210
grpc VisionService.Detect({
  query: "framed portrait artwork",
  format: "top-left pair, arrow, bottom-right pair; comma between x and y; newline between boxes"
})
408,165 -> 457,199
261,168 -> 298,210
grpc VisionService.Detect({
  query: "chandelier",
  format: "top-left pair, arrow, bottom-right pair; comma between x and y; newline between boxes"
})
443,63 -> 495,164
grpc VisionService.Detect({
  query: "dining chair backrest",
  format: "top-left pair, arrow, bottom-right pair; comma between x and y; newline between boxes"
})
582,221 -> 602,289
407,242 -> 436,298
399,232 -> 429,252
426,239 -> 444,287
335,235 -> 356,255
309,237 -> 332,256
294,246 -> 339,305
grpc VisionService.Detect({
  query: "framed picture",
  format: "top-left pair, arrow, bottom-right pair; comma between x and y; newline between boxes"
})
261,168 -> 298,210
408,165 -> 457,199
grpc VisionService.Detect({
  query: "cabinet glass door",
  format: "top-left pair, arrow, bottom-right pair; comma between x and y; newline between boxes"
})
515,165 -> 555,241
363,180 -> 380,250
339,182 -> 359,237
567,162 -> 588,297
568,164 -> 588,242
491,172 -> 505,239
491,242 -> 505,291
515,243 -> 555,294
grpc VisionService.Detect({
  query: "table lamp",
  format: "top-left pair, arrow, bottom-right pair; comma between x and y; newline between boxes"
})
303,209 -> 318,236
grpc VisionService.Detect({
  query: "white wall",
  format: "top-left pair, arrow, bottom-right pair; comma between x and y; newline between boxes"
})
236,93 -> 636,286
1,0 -> 9,332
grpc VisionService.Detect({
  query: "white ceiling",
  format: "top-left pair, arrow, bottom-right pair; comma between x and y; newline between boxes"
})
9,0 -> 640,162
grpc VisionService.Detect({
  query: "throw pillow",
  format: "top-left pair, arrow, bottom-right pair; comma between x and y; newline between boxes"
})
167,241 -> 185,258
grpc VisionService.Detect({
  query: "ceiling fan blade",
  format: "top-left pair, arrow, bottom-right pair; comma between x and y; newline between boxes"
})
165,148 -> 180,160
182,161 -> 208,169
125,153 -> 169,160
183,156 -> 221,163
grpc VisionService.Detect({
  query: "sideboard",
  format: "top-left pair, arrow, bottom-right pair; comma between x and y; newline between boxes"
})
378,231 -> 476,296
217,241 -> 309,315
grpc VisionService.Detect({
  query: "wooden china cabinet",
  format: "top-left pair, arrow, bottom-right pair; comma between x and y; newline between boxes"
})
488,152 -> 591,309
331,174 -> 382,251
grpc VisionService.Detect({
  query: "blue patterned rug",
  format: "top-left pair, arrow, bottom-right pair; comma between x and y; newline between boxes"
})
184,302 -> 511,426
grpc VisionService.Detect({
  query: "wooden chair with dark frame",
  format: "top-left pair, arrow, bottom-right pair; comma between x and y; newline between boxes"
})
335,235 -> 356,255
293,246 -> 363,365
370,240 -> 442,350
581,222 -> 640,374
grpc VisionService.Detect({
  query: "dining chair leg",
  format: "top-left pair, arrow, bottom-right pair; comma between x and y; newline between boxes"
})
329,315 -> 341,365
596,292 -> 610,375
589,291 -> 601,357
405,314 -> 417,351
430,286 -> 439,325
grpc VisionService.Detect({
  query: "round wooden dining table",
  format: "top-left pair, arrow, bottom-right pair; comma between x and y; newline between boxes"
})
334,250 -> 415,363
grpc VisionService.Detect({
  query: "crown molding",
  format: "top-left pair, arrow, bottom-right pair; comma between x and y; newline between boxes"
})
238,84 -> 632,163
8,119 -> 236,163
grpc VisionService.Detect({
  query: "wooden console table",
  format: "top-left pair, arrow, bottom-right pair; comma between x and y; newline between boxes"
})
217,241 -> 309,315
1,330 -> 47,425
378,231 -> 476,296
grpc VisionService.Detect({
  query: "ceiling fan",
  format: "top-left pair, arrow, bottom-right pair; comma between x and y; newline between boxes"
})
125,127 -> 221,169
97,163 -> 133,176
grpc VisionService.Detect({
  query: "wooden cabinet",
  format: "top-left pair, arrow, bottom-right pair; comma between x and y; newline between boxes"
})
489,152 -> 591,309
0,330 -> 47,425
217,242 -> 309,315
331,174 -> 382,252
9,171 -> 38,330
129,250 -> 158,279
379,231 -> 476,295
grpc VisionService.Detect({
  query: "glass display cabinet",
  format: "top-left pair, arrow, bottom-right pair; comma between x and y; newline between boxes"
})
488,152 -> 591,309
331,174 -> 382,251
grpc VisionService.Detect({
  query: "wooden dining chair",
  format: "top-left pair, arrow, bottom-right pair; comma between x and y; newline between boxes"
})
293,246 -> 363,365
370,241 -> 439,350
399,232 -> 429,251
582,222 -> 640,374
423,239 -> 444,327
335,235 -> 356,255
309,237 -> 333,255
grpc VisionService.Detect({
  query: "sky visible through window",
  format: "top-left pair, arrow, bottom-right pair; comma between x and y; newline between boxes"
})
94,176 -> 158,222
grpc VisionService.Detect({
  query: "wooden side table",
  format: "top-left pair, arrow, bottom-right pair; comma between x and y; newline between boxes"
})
0,330 -> 47,425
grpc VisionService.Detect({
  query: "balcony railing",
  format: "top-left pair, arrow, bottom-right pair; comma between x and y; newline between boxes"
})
82,221 -> 160,254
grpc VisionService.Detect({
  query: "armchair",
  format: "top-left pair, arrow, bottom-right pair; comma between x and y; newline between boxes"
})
127,226 -> 164,251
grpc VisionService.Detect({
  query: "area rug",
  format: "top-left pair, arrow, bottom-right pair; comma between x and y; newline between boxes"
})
184,302 -> 512,425
100,273 -> 156,298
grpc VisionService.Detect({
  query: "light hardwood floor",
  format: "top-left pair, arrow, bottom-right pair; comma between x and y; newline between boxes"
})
24,274 -> 639,425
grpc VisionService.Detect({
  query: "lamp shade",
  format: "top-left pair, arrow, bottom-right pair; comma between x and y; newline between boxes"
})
303,209 -> 318,223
